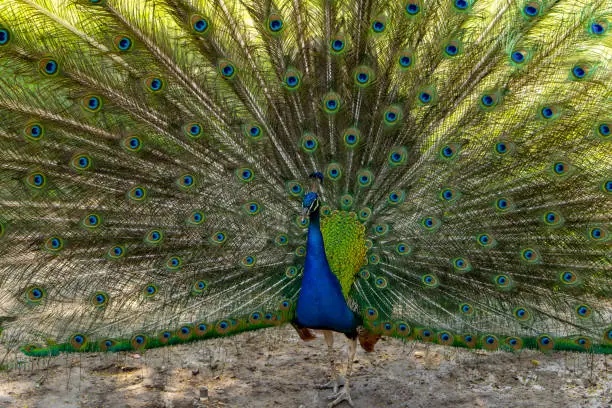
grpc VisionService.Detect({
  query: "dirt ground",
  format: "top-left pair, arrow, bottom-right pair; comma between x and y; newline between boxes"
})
0,326 -> 610,408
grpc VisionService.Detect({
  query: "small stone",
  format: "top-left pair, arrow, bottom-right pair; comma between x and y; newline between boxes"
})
199,387 -> 208,401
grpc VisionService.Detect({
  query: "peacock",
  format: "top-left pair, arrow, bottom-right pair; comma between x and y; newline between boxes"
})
0,0 -> 610,406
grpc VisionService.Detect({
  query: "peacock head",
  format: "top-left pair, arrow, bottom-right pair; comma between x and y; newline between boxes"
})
302,192 -> 320,220
302,172 -> 324,220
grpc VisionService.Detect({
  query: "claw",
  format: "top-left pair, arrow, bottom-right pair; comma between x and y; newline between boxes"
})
316,379 -> 338,393
316,375 -> 344,393
327,386 -> 354,407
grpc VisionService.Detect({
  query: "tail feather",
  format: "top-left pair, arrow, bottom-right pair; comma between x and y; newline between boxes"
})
0,0 -> 609,357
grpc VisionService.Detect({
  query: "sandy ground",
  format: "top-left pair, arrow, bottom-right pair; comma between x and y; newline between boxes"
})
0,326 -> 610,408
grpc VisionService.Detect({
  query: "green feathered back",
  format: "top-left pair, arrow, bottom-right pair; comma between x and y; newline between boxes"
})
0,0 -> 610,357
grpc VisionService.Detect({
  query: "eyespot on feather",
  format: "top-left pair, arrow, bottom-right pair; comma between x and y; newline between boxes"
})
443,40 -> 462,57
387,190 -> 405,205
145,229 -> 163,245
131,334 -> 147,350
25,171 -> 47,189
166,255 -> 182,271
177,174 -> 196,190
383,105 -> 403,126
322,92 -> 342,114
504,337 -> 523,351
0,26 -> 11,46
108,245 -> 125,259
44,236 -> 64,252
421,273 -> 439,287
325,162 -> 342,181
191,15 -> 210,34
122,136 -> 143,152
587,226 -> 608,242
370,15 -> 388,34
267,13 -> 285,34
439,143 -> 460,160
81,94 -> 102,113
192,280 -> 208,294
494,274 -> 513,290
404,0 -> 422,17
243,201 -> 261,216
522,1 -> 542,18
143,284 -> 158,298
113,35 -> 133,51
24,122 -> 45,142
509,49 -> 530,66
437,331 -> 454,346
195,322 -> 209,336
397,49 -> 415,70
356,169 -> 374,188
589,19 -> 608,36
184,122 -> 204,139
537,334 -> 555,351
127,186 -> 147,201
210,231 -> 227,245
330,33 -> 349,55
82,213 -> 101,229
482,335 -> 499,350
453,0 -> 473,11
417,86 -> 438,105
71,153 -> 93,171
243,122 -> 263,141
144,75 -> 165,93
236,167 -> 255,183
476,233 -> 496,248
420,216 -> 441,231
459,303 -> 474,316
26,286 -> 46,303
286,180 -> 304,197
91,291 -> 109,307
100,339 -> 118,351
520,247 -> 540,263
342,127 -> 360,149
283,68 -> 302,90
218,60 -> 236,80
39,57 -> 59,76
354,65 -> 375,88
538,105 -> 560,121
70,334 -> 88,350
300,133 -> 319,153
340,194 -> 354,209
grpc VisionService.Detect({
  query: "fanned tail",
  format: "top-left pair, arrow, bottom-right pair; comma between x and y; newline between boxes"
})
0,0 -> 610,356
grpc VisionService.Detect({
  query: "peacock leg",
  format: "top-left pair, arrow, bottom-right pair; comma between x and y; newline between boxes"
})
327,336 -> 357,408
316,330 -> 340,393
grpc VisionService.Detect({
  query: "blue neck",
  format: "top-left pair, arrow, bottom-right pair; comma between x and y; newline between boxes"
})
295,207 -> 358,333
306,208 -> 322,256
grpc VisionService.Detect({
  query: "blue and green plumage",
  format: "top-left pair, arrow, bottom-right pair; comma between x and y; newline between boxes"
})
296,190 -> 361,334
0,0 -> 610,368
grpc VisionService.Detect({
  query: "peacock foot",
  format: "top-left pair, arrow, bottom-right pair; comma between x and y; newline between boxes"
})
326,385 -> 354,408
316,375 -> 344,393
